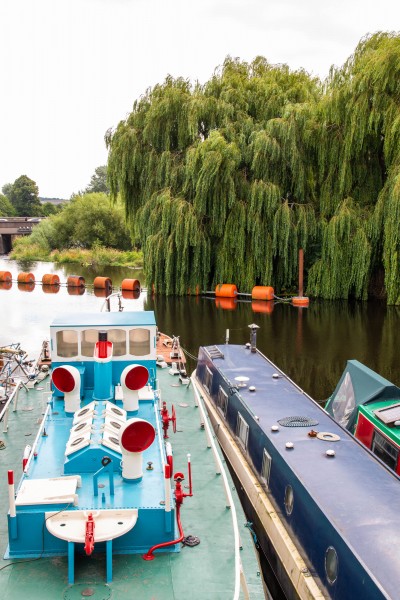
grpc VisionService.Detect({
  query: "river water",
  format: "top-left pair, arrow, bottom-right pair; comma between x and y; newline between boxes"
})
1,257 -> 399,403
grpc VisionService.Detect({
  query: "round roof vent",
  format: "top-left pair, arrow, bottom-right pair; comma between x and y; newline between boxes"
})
120,419 -> 155,453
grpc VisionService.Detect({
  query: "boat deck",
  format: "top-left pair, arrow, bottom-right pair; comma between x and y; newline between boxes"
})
204,343 -> 400,599
0,369 -> 265,599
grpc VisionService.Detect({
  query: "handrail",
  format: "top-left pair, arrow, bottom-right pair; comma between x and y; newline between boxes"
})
23,403 -> 51,473
191,374 -> 241,600
1,381 -> 23,433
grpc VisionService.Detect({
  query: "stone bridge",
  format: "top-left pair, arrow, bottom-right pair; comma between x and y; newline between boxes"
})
0,217 -> 44,253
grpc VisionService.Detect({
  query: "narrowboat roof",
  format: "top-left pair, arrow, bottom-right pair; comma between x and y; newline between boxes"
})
202,343 -> 400,598
51,311 -> 156,328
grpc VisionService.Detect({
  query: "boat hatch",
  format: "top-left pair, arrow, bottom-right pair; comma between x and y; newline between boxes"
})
205,346 -> 224,360
373,402 -> 400,425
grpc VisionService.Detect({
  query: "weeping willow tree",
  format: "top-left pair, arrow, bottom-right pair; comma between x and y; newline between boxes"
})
107,59 -> 320,295
107,34 -> 400,303
308,32 -> 400,303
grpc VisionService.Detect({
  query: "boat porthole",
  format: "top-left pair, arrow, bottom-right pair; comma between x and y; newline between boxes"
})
284,485 -> 294,515
325,546 -> 338,584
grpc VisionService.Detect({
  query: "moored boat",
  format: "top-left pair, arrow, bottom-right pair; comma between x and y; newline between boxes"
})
326,359 -> 400,475
1,310 -> 266,599
193,326 -> 400,600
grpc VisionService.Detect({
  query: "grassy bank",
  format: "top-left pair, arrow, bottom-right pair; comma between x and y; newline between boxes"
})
10,242 -> 143,268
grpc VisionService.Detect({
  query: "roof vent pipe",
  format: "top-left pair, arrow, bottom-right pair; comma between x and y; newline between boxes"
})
248,323 -> 260,353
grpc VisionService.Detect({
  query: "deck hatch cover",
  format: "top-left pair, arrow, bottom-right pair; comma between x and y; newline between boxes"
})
374,402 -> 400,425
278,416 -> 319,427
205,346 -> 224,360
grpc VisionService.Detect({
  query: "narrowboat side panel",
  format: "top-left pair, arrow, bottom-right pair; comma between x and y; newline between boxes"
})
196,345 -> 400,600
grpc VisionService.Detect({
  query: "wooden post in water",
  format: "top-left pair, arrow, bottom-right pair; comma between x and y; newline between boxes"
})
292,248 -> 309,306
298,248 -> 304,298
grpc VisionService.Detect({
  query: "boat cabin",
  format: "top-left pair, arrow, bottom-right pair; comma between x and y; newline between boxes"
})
325,359 -> 400,474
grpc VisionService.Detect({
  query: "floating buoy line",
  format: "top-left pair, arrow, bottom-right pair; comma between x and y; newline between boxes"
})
0,268 -> 309,310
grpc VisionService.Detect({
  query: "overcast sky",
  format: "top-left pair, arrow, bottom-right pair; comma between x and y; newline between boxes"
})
0,0 -> 399,199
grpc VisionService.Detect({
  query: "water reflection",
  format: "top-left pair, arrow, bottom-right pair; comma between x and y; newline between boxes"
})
0,257 -> 399,403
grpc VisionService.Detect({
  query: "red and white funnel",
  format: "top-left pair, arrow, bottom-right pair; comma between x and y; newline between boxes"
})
120,365 -> 149,412
52,365 -> 81,413
119,418 -> 155,480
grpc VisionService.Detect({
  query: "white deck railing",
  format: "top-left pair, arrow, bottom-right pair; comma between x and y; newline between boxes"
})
1,381 -> 23,433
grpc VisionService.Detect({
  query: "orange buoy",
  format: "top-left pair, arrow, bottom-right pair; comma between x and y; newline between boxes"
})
121,278 -> 140,292
18,282 -> 35,292
121,289 -> 140,300
292,296 -> 310,307
251,286 -> 274,301
0,280 -> 12,290
67,285 -> 85,296
67,275 -> 85,287
42,284 -> 60,294
93,276 -> 112,290
0,271 -> 12,282
215,284 -> 238,298
215,297 -> 237,311
252,300 -> 274,314
42,274 -> 60,286
17,272 -> 35,284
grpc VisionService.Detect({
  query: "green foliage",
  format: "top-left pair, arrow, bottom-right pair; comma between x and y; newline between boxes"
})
41,202 -> 63,216
13,193 -> 132,255
107,58 -> 320,296
85,166 -> 110,194
107,36 -> 400,303
0,194 -> 17,216
9,175 -> 42,216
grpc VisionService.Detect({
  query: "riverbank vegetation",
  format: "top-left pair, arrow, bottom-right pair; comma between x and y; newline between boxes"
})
10,193 -> 143,268
106,32 -> 400,304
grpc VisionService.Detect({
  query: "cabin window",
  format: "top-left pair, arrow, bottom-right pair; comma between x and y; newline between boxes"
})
237,413 -> 249,449
217,386 -> 228,416
284,485 -> 294,515
204,366 -> 213,394
129,328 -> 150,356
330,372 -> 355,428
108,329 -> 127,356
371,430 -> 399,471
325,547 -> 338,585
56,330 -> 78,358
261,449 -> 272,486
81,329 -> 98,357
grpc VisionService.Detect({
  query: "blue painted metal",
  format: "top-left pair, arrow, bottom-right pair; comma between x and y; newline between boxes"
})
93,359 -> 113,400
196,343 -> 400,600
7,311 -> 178,575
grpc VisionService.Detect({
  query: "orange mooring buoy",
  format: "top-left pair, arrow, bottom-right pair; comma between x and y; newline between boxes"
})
251,286 -> 274,301
121,278 -> 140,292
93,276 -> 112,290
67,275 -> 85,288
0,271 -> 12,282
42,274 -> 60,286
17,272 -> 35,284
215,284 -> 238,298
292,296 -> 310,307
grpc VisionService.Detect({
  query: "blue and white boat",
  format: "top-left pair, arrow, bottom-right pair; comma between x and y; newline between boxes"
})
194,326 -> 400,600
2,310 -> 265,599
